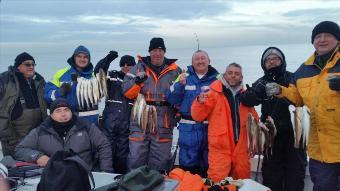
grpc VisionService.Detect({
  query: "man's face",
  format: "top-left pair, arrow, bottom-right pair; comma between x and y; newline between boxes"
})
313,32 -> 338,55
223,66 -> 243,87
51,107 -> 72,123
121,64 -> 133,74
75,53 -> 89,69
150,48 -> 165,66
264,54 -> 282,70
17,60 -> 36,78
192,52 -> 210,74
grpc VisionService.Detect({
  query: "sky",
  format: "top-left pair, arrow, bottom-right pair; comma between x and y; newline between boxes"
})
0,0 -> 340,72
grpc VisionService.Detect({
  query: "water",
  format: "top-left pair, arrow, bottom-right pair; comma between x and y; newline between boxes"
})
0,43 -> 315,128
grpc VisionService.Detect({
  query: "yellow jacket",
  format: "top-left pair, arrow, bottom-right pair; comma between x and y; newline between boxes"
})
281,45 -> 340,163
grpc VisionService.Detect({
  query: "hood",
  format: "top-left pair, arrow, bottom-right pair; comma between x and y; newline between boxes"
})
67,56 -> 93,75
261,47 -> 287,80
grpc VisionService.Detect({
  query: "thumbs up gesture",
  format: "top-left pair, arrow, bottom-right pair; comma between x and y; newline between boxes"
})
179,69 -> 187,85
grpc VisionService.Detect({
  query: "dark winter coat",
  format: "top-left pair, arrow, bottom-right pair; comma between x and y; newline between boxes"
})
14,116 -> 113,172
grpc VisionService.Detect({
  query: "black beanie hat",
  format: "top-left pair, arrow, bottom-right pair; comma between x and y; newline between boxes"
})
119,55 -> 136,67
14,52 -> 35,68
311,21 -> 340,43
148,37 -> 166,52
50,98 -> 73,114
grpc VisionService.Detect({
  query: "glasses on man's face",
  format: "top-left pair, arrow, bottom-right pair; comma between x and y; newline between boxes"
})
265,56 -> 280,64
22,63 -> 36,68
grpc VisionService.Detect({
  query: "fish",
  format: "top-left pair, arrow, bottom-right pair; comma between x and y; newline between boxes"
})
92,77 -> 100,105
264,116 -> 277,155
301,106 -> 310,149
87,79 -> 94,108
141,105 -> 149,131
294,107 -> 303,148
98,68 -> 108,98
76,77 -> 83,109
131,93 -> 146,124
247,113 -> 258,156
151,106 -> 157,133
83,79 -> 90,109
96,72 -> 103,98
148,106 -> 157,133
289,105 -> 309,149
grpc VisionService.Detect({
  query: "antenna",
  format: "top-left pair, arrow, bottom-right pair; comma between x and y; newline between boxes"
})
194,32 -> 200,50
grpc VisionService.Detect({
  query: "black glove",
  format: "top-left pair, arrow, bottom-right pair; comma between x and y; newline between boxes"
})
240,84 -> 262,107
60,82 -> 72,97
105,50 -> 118,62
329,75 -> 340,91
135,72 -> 148,84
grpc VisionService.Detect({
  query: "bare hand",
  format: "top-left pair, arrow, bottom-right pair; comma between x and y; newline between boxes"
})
179,69 -> 186,85
197,93 -> 208,103
37,155 -> 50,167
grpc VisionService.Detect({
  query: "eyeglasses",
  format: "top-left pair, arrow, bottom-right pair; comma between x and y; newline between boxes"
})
22,63 -> 36,67
265,57 -> 281,63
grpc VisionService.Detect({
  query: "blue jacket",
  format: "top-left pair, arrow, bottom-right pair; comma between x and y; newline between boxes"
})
167,65 -> 219,116
44,56 -> 98,125
166,65 -> 218,167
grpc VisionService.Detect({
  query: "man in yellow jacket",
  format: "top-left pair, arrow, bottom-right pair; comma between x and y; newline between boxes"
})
266,21 -> 340,191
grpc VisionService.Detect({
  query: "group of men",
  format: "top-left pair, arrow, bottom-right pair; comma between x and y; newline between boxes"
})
0,20 -> 339,191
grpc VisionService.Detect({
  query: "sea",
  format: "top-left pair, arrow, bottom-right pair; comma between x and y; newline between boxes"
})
0,42 -> 315,111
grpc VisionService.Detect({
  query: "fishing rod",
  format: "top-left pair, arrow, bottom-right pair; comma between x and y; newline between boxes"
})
194,32 -> 200,50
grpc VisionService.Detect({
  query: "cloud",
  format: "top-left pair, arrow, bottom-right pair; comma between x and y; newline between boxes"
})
1,14 -> 66,24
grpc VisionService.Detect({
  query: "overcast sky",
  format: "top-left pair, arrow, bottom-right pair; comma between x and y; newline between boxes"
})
0,0 -> 339,69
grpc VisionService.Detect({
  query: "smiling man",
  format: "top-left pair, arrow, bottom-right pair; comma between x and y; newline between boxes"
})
0,52 -> 47,156
166,50 -> 219,177
122,37 -> 182,173
191,63 -> 259,182
44,45 -> 101,125
265,21 -> 340,191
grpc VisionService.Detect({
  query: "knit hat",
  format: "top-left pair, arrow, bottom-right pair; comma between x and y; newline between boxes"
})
311,21 -> 340,43
148,37 -> 166,52
262,47 -> 284,64
119,55 -> 136,67
73,45 -> 91,60
50,98 -> 73,114
14,52 -> 35,68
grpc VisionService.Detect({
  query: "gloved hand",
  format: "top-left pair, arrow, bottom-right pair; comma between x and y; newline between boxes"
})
328,75 -> 340,91
60,82 -> 72,97
265,82 -> 281,96
135,72 -> 148,84
105,50 -> 118,62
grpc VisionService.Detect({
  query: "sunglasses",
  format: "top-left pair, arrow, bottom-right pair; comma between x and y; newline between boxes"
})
22,63 -> 36,67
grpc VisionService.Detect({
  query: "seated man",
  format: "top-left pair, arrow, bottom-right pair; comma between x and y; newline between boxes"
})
14,98 -> 113,172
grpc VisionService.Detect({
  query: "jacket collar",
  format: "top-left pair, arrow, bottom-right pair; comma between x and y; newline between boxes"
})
305,44 -> 339,66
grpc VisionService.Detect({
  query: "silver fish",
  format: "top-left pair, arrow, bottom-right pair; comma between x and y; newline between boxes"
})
294,107 -> 303,148
98,69 -> 108,98
96,72 -> 103,98
87,79 -> 94,108
92,77 -> 100,105
83,79 -> 90,109
76,77 -> 83,109
302,106 -> 310,150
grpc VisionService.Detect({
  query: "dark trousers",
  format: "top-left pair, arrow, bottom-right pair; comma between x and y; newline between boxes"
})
102,111 -> 130,174
309,158 -> 340,191
262,131 -> 307,191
